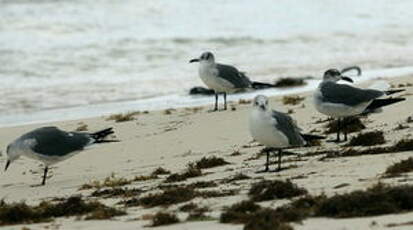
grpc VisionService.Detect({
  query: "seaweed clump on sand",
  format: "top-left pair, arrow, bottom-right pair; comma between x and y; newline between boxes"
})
186,181 -> 217,189
165,163 -> 202,183
243,208 -> 294,230
149,211 -> 179,227
384,157 -> 413,177
274,78 -> 307,88
220,200 -> 261,224
219,183 -> 413,229
392,139 -> 413,151
79,174 -> 131,190
282,96 -> 305,105
186,206 -> 212,222
248,180 -> 307,202
346,131 -> 385,146
129,186 -> 196,208
123,183 -> 237,208
273,183 -> 413,219
75,123 -> 88,131
164,156 -> 229,183
90,187 -> 142,199
151,167 -> 171,176
106,111 -> 140,122
238,99 -> 252,105
0,196 -> 125,226
314,183 -> 413,217
220,199 -> 306,229
224,173 -> 251,183
179,202 -> 199,212
306,138 -> 413,159
195,156 -> 230,169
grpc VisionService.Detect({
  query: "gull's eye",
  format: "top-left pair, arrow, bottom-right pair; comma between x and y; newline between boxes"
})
255,102 -> 259,106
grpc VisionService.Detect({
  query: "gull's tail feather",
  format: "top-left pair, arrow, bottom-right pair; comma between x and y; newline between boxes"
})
90,128 -> 119,143
251,81 -> 276,89
368,81 -> 405,95
385,89 -> 405,95
363,98 -> 406,114
340,66 -> 362,76
300,133 -> 325,141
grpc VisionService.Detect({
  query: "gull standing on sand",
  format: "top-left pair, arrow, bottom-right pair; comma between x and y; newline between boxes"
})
249,95 -> 324,172
190,51 -> 273,111
313,69 -> 405,142
4,126 -> 118,185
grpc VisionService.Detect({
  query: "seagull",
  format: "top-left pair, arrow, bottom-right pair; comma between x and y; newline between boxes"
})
4,126 -> 118,185
249,95 -> 324,172
313,69 -> 405,142
189,51 -> 273,111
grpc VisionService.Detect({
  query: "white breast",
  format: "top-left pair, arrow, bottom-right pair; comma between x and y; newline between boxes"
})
198,63 -> 236,93
25,151 -> 81,166
249,109 -> 289,148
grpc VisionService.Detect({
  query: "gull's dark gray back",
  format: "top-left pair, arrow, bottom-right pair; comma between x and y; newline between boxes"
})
216,63 -> 251,89
24,127 -> 91,156
272,111 -> 305,146
320,81 -> 384,106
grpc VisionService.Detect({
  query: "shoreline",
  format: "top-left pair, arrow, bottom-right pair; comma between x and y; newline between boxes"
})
2,65 -> 413,128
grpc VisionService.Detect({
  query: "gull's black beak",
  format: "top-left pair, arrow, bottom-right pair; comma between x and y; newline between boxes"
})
4,160 -> 10,172
341,76 -> 354,83
259,104 -> 266,110
189,58 -> 199,63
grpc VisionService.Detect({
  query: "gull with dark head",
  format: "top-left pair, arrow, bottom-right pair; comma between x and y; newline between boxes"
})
190,51 -> 255,111
4,126 -> 118,185
249,95 -> 324,172
313,68 -> 405,142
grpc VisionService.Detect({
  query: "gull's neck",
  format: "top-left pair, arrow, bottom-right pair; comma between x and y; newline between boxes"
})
321,77 -> 339,83
319,78 -> 337,88
253,107 -> 269,116
199,60 -> 215,68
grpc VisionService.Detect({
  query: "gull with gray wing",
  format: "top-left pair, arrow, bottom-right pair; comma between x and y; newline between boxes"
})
313,69 -> 405,142
4,126 -> 118,185
190,51 -> 274,111
249,95 -> 324,172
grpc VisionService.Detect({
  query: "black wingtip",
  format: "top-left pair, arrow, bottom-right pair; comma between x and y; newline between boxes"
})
385,89 -> 405,95
91,127 -> 116,143
95,139 -> 121,143
364,98 -> 406,112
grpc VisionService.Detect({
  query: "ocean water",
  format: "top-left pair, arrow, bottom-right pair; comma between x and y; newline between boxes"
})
1,0 -> 413,126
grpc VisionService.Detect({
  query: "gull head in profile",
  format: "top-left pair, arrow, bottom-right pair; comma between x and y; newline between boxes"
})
4,144 -> 20,171
323,68 -> 353,83
189,51 -> 215,64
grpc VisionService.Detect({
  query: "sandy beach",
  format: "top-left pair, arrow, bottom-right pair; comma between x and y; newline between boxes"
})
0,74 -> 413,229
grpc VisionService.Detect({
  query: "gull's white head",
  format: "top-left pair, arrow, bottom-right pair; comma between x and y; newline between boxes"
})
189,51 -> 215,64
323,69 -> 353,83
4,143 -> 21,171
253,95 -> 269,111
